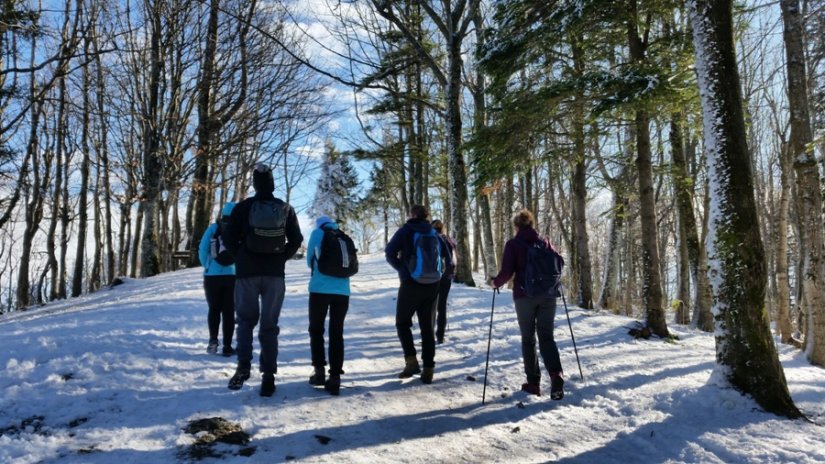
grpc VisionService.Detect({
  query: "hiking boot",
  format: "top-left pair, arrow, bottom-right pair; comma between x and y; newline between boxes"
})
521,382 -> 541,396
420,367 -> 434,384
309,367 -> 326,386
398,355 -> 421,378
222,346 -> 236,357
324,374 -> 341,396
260,373 -> 276,397
228,363 -> 251,390
207,339 -> 219,355
550,374 -> 564,401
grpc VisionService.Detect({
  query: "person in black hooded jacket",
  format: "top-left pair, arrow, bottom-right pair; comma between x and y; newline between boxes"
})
222,163 -> 303,397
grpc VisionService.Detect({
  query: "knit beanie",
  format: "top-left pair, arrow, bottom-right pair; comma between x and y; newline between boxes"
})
252,163 -> 275,193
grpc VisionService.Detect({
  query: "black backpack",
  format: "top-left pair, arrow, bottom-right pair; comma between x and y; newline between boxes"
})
316,227 -> 359,277
517,237 -> 564,297
246,199 -> 289,254
209,222 -> 235,266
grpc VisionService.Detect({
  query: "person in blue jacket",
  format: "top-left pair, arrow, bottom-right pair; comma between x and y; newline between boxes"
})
198,201 -> 237,357
306,215 -> 351,395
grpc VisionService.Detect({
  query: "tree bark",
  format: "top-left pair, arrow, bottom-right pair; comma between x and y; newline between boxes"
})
139,0 -> 163,278
16,55 -> 46,308
71,32 -> 92,298
689,0 -> 801,417
190,0 -> 253,266
780,0 -> 825,365
628,0 -> 667,336
671,111 -> 710,326
776,139 -> 794,343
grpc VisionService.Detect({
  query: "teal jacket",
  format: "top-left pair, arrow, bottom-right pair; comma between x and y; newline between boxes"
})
198,223 -> 236,276
306,222 -> 351,296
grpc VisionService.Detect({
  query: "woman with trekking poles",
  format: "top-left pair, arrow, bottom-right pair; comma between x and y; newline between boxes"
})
489,208 -> 565,400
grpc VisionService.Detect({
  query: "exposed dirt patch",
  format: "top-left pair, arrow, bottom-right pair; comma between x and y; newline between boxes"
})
179,417 -> 254,461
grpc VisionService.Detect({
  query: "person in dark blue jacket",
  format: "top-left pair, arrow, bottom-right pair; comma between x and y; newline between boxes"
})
198,202 -> 237,357
385,204 -> 452,384
306,215 -> 351,395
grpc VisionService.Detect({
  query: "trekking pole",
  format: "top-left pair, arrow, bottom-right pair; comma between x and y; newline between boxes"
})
560,285 -> 584,381
482,288 -> 498,405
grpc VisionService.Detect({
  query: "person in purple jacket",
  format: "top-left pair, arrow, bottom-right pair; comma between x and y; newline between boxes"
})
430,219 -> 456,344
490,209 -> 565,400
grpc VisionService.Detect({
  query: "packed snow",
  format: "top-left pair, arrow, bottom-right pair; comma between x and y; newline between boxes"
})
1,254 -> 823,463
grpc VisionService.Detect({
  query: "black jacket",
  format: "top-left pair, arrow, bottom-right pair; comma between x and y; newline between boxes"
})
223,192 -> 303,278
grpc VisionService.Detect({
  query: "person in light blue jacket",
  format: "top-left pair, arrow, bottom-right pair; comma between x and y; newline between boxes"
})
306,215 -> 351,395
198,201 -> 237,356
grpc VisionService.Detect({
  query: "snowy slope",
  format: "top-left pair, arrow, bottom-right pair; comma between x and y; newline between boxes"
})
1,254 -> 823,463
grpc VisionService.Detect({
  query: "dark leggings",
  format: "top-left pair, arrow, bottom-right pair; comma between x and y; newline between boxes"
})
308,293 -> 350,375
434,276 -> 452,340
204,275 -> 235,346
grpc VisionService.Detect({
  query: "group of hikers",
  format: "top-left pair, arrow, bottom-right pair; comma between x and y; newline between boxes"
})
198,163 -> 565,400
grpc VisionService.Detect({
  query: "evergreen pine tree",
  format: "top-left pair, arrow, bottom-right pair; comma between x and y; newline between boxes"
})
311,141 -> 360,224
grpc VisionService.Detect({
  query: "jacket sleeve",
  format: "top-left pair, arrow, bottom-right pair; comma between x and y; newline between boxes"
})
198,224 -> 215,268
283,206 -> 304,260
439,235 -> 453,268
492,240 -> 516,288
384,227 -> 405,272
306,228 -> 321,268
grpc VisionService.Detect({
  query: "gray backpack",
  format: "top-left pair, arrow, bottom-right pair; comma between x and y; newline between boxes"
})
246,199 -> 289,254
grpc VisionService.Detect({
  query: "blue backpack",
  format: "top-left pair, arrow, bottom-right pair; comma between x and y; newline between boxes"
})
518,238 -> 564,297
407,229 -> 443,284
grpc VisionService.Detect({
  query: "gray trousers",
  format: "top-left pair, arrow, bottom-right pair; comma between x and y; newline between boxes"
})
235,276 -> 285,374
514,296 -> 563,383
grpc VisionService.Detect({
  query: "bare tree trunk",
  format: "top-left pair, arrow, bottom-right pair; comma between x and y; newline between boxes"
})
93,24 -> 115,285
689,0 -> 801,417
71,32 -> 92,297
568,37 -> 594,308
776,140 -> 794,343
139,0 -> 164,278
471,8 -> 498,277
596,129 -> 633,312
671,112 -> 696,324
781,0 -> 825,365
190,0 -> 253,266
59,155 -> 70,298
47,73 -> 66,301
445,33 -> 475,286
16,53 -> 46,308
90,162 -> 102,292
628,0 -> 668,336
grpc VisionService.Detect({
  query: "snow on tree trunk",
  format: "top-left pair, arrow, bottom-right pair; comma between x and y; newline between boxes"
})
689,0 -> 801,418
780,0 -> 825,366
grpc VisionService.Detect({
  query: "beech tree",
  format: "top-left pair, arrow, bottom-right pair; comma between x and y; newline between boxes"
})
688,0 -> 800,417
780,0 -> 825,366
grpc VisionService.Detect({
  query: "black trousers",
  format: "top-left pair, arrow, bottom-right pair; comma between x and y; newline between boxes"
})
395,279 -> 440,368
308,293 -> 349,375
434,276 -> 452,341
204,275 -> 235,346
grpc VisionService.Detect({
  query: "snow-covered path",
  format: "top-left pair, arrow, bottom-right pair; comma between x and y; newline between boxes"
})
1,254 -> 823,463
